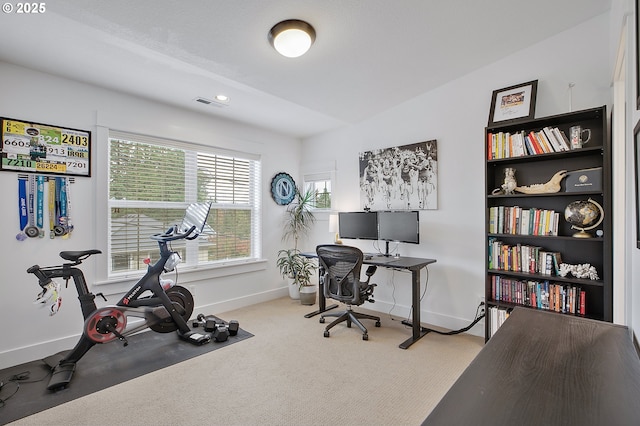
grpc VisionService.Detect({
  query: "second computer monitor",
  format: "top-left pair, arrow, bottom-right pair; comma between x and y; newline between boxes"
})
377,210 -> 420,244
338,211 -> 379,240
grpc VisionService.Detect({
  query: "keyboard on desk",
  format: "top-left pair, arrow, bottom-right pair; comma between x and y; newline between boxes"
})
364,254 -> 400,264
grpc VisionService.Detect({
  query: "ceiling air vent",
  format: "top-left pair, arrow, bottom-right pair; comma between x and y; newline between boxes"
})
193,96 -> 229,107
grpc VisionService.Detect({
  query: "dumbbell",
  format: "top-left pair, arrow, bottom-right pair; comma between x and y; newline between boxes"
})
211,323 -> 229,342
228,320 -> 239,336
193,313 -> 218,332
192,314 -> 239,341
192,314 -> 204,328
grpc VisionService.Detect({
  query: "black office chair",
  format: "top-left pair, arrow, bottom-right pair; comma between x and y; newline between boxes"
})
316,244 -> 380,340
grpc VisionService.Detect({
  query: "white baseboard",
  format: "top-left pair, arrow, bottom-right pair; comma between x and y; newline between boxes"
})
194,287 -> 289,316
0,335 -> 83,370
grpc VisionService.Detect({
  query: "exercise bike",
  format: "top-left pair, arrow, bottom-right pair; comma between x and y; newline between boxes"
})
28,203 -> 212,391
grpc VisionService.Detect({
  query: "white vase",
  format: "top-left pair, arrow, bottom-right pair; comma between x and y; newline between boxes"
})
299,285 -> 317,305
288,278 -> 300,300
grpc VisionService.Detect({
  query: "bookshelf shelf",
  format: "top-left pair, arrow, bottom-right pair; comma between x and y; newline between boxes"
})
488,145 -> 603,164
484,105 -> 611,340
488,190 -> 604,199
489,232 -> 603,240
487,269 -> 605,287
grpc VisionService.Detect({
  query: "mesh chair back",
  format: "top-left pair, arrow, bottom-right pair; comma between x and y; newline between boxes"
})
316,245 -> 364,305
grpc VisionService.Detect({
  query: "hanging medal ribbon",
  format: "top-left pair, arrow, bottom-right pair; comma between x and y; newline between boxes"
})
24,175 -> 39,238
36,175 -> 44,238
48,178 -> 55,239
16,177 -> 28,241
62,177 -> 73,239
55,177 -> 67,237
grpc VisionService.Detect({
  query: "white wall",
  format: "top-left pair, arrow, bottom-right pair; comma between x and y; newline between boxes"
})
0,61 -> 298,368
302,14 -> 612,335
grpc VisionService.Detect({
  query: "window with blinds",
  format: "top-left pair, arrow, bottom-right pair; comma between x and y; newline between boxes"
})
108,132 -> 261,275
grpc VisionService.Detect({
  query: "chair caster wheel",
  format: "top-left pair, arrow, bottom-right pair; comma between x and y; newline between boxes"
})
362,334 -> 369,341
375,321 -> 381,327
324,330 -> 330,338
319,317 -> 325,324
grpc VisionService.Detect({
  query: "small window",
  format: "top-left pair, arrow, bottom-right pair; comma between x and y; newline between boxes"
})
304,172 -> 333,210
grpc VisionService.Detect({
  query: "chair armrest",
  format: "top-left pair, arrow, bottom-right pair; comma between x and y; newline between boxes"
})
365,265 -> 377,277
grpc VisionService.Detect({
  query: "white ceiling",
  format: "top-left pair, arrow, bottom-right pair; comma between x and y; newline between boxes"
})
0,0 -> 611,139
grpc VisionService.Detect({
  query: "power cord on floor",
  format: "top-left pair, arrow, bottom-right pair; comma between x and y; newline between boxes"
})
0,371 -> 28,408
423,303 -> 485,335
392,302 -> 486,336
0,369 -> 50,409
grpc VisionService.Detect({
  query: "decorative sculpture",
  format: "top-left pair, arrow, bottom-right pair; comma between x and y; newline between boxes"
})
515,170 -> 567,194
558,263 -> 599,280
491,167 -> 517,195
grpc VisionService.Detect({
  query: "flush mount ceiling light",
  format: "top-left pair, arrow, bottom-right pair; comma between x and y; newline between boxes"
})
268,19 -> 316,58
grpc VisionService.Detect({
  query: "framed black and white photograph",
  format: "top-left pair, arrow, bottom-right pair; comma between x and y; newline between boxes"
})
359,140 -> 437,211
488,80 -> 538,126
634,119 -> 640,248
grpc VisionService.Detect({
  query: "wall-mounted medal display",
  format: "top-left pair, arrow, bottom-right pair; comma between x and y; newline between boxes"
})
1,117 -> 91,177
16,174 -> 74,241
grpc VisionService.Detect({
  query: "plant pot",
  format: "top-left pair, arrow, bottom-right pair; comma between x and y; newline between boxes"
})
299,285 -> 317,305
288,278 -> 300,300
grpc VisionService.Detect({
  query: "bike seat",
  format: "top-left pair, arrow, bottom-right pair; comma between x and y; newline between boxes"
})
60,249 -> 102,262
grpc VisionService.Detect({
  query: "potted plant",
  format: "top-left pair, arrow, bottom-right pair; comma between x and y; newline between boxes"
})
276,248 -> 317,303
276,186 -> 318,302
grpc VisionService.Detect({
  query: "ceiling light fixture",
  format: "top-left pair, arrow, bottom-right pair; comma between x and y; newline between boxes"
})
268,19 -> 316,58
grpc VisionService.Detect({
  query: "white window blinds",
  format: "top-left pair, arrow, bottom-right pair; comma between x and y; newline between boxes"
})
108,131 -> 261,275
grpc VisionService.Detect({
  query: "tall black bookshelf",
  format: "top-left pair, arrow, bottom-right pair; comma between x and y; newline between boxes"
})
484,106 -> 611,340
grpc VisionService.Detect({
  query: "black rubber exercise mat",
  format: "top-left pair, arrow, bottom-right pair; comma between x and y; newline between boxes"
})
0,320 -> 253,424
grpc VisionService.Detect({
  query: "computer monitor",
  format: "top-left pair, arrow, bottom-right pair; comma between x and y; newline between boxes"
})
377,210 -> 420,244
338,211 -> 378,240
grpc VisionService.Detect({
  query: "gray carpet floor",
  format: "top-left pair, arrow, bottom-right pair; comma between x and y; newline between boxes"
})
7,297 -> 483,425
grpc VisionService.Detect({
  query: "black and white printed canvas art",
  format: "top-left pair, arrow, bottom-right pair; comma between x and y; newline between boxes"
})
359,140 -> 438,210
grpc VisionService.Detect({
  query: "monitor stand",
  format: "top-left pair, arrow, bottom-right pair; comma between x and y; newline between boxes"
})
383,241 -> 392,257
382,241 -> 400,258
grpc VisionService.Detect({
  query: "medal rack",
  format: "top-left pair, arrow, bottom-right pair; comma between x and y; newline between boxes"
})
16,173 -> 76,241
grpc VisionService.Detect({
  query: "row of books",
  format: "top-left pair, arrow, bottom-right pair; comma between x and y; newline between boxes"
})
488,238 -> 562,275
487,126 -> 571,160
490,275 -> 586,315
488,206 -> 560,236
487,306 -> 510,339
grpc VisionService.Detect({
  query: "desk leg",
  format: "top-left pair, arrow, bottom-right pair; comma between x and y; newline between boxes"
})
304,265 -> 338,318
399,267 -> 430,349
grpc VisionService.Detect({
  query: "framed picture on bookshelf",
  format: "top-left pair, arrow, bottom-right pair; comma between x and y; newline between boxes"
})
488,80 -> 538,126
634,119 -> 640,248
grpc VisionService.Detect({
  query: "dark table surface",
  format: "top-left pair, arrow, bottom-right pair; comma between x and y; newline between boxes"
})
423,307 -> 640,425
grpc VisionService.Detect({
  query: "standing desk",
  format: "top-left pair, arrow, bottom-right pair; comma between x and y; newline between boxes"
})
301,252 -> 436,349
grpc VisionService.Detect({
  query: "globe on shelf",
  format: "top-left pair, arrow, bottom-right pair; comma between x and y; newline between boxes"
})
564,198 -> 604,238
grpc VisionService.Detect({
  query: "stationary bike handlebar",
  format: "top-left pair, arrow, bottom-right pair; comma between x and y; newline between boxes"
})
150,224 -> 199,242
27,224 -> 197,285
